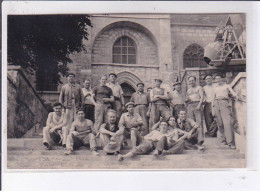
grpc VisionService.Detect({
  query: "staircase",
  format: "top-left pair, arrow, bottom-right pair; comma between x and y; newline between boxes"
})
7,137 -> 246,169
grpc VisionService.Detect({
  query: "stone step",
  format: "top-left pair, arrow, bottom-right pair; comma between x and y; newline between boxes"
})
7,147 -> 242,157
7,154 -> 246,169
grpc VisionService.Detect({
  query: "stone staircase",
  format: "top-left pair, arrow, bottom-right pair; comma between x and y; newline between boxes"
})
7,137 -> 246,169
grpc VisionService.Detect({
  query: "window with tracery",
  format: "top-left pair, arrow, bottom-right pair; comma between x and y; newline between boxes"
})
113,36 -> 136,64
183,44 -> 208,68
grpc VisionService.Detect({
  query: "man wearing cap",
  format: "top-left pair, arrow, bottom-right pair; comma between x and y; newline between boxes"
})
185,76 -> 204,146
64,108 -> 99,156
106,73 -> 125,121
203,74 -> 218,137
130,83 -> 149,135
149,78 -> 172,131
59,73 -> 84,142
212,74 -> 240,149
99,109 -> 124,154
119,102 -> 144,149
169,82 -> 185,119
91,75 -> 114,133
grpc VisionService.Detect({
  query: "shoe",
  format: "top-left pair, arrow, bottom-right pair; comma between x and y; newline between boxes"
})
117,154 -> 124,161
197,145 -> 205,151
91,150 -> 100,156
221,140 -> 228,145
153,150 -> 159,156
229,144 -> 236,149
64,149 -> 73,155
43,142 -> 51,150
114,151 -> 120,155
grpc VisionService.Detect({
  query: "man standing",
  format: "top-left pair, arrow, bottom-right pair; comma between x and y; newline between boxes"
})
149,78 -> 172,131
176,109 -> 204,150
119,102 -> 144,149
130,83 -> 149,135
212,74 -> 239,149
64,108 -> 99,156
106,73 -> 125,121
42,102 -> 67,149
185,76 -> 204,145
92,75 -> 114,133
203,74 -> 218,137
169,82 -> 185,119
59,73 -> 84,140
82,79 -> 95,122
117,120 -> 185,161
99,109 -> 124,154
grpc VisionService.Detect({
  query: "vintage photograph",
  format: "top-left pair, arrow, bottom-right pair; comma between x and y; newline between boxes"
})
6,13 -> 246,169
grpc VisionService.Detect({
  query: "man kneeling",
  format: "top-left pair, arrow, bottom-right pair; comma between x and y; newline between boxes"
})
118,120 -> 185,161
43,102 -> 67,150
64,108 -> 99,156
99,109 -> 124,154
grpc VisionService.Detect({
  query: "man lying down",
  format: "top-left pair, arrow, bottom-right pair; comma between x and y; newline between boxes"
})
117,119 -> 188,161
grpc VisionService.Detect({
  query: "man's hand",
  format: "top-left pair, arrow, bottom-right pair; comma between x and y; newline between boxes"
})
71,131 -> 79,136
50,128 -> 57,133
195,104 -> 201,111
187,131 -> 193,139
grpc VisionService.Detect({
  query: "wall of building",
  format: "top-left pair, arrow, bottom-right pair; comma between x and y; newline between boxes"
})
7,66 -> 48,138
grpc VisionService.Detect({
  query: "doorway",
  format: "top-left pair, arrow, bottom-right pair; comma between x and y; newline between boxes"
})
120,82 -> 136,104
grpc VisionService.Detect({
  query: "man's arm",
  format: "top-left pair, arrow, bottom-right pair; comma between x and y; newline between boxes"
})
46,113 -> 52,128
79,86 -> 84,107
228,85 -> 239,100
130,93 -> 135,103
69,122 -> 77,133
119,85 -> 125,106
118,114 -> 125,128
50,114 -> 68,132
151,120 -> 161,131
59,86 -> 64,105
158,89 -> 170,100
130,114 -> 143,128
150,90 -> 160,102
197,86 -> 204,108
103,88 -> 115,103
100,124 -> 116,136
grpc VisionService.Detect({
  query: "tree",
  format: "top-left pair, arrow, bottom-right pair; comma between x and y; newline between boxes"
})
8,15 -> 92,91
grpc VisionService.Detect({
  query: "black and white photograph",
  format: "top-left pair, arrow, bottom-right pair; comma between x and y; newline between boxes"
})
3,2 -> 249,171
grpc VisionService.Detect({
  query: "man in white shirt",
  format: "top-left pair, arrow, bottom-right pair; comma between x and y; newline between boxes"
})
82,79 -> 95,122
212,74 -> 240,149
169,82 -> 185,119
185,76 -> 204,146
106,73 -> 125,121
203,74 -> 218,137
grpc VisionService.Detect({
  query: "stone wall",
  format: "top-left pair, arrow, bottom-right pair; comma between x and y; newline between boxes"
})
7,66 -> 48,138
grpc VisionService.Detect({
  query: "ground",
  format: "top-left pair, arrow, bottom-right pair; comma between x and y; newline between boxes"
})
7,137 -> 246,170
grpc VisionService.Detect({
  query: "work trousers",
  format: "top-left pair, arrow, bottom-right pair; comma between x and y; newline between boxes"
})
83,104 -> 95,122
186,102 -> 204,144
66,132 -> 97,151
94,103 -> 111,133
113,99 -> 122,121
134,105 -> 149,135
43,126 -> 67,146
99,133 -> 124,148
214,99 -> 234,145
149,103 -> 172,132
124,127 -> 144,148
204,102 -> 218,137
156,136 -> 185,154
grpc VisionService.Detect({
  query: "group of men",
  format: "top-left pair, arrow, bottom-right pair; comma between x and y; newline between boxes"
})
42,71 -> 240,160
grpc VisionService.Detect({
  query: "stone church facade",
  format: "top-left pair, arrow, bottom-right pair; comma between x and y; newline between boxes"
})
38,13 -> 244,104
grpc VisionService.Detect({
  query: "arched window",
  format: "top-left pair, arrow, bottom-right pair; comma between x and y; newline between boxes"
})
113,36 -> 136,64
183,44 -> 208,68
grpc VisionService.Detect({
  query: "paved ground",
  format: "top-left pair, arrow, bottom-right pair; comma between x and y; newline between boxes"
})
7,137 -> 246,169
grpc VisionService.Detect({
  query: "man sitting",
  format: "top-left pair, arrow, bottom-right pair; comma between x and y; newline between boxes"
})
117,120 -> 185,161
42,102 -> 67,150
99,109 -> 124,154
64,108 -> 99,156
119,102 -> 144,149
176,109 -> 204,150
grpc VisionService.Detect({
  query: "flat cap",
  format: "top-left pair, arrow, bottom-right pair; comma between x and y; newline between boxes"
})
173,82 -> 181,86
108,73 -> 117,77
136,82 -> 144,87
125,102 -> 135,107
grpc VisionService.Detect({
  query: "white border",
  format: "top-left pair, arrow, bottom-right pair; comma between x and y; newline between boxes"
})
2,1 -> 260,190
